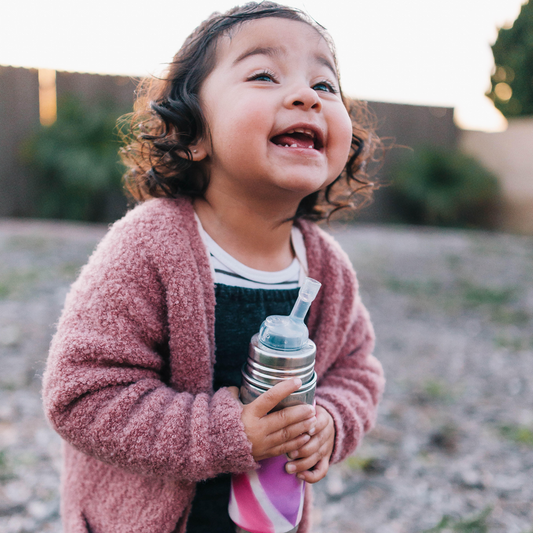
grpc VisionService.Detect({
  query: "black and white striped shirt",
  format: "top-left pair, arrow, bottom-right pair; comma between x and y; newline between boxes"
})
195,215 -> 308,290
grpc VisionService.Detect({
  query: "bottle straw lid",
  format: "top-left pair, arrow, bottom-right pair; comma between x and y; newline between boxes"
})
258,278 -> 321,351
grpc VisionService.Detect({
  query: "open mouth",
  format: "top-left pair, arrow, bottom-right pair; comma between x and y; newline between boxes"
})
270,127 -> 323,150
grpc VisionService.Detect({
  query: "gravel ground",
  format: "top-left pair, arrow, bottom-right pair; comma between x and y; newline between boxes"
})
0,218 -> 532,533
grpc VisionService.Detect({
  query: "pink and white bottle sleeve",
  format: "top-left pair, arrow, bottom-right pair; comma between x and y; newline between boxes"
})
229,455 -> 305,533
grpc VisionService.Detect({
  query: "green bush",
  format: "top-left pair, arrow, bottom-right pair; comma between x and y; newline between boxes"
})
23,95 -> 129,222
390,146 -> 501,228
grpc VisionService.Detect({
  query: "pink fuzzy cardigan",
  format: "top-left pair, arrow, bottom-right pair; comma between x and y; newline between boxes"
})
42,197 -> 384,533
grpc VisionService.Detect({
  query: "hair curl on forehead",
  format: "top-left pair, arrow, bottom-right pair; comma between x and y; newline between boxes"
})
120,1 -> 382,220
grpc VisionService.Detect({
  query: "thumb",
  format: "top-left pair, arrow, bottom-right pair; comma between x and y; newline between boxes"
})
227,386 -> 240,401
250,378 -> 302,418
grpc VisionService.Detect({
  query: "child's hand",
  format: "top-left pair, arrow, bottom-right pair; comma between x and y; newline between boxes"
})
227,379 -> 317,462
284,405 -> 335,484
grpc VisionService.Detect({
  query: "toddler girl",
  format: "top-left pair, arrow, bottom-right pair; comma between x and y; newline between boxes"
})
43,3 -> 385,532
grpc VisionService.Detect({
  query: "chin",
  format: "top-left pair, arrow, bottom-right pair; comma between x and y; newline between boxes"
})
282,175 -> 335,196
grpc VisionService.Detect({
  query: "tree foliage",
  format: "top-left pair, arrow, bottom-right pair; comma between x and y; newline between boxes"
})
487,0 -> 533,117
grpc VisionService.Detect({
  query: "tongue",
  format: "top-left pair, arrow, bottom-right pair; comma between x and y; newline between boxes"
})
271,133 -> 314,149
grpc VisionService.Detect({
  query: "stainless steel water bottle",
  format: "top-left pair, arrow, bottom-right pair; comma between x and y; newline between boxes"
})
229,278 -> 321,533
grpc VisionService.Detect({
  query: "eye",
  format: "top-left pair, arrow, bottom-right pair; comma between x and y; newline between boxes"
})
312,80 -> 338,94
247,70 -> 278,83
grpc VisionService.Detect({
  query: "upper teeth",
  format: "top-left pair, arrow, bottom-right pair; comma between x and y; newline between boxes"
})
286,128 -> 315,138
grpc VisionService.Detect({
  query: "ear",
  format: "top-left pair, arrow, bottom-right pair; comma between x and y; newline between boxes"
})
187,138 -> 208,161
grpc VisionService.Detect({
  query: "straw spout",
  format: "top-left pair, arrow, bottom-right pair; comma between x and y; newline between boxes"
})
258,278 -> 321,351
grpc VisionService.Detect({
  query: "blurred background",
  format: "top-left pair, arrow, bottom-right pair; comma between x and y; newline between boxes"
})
1,1 -> 533,532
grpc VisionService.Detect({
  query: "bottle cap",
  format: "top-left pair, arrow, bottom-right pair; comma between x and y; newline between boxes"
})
258,278 -> 321,351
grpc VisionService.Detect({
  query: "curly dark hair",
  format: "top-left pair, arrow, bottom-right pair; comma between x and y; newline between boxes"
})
120,1 -> 382,220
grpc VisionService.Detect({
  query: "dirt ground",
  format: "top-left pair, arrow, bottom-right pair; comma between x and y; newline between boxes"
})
0,218 -> 532,533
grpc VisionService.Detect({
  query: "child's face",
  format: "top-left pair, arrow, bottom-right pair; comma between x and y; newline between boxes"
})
195,17 -> 353,207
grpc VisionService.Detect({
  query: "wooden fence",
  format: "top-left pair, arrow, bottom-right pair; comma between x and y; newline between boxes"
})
0,65 -> 457,219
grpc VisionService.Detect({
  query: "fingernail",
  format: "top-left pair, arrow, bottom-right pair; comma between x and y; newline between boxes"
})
286,463 -> 296,473
308,426 -> 316,436
297,473 -> 305,480
293,378 -> 302,387
288,451 -> 298,459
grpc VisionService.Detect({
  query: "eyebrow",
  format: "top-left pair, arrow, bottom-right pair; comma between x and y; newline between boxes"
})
233,46 -> 282,65
233,46 -> 338,79
316,55 -> 338,79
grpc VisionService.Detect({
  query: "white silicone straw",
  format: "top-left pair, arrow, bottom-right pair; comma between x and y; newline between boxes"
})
289,278 -> 321,322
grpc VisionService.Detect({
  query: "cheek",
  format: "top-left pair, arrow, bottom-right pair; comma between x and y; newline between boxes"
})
329,110 -> 354,174
211,108 -> 270,154
340,110 -> 355,154
202,93 -> 266,149
234,105 -> 272,139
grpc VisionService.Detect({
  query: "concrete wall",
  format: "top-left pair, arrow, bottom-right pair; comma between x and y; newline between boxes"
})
461,118 -> 533,234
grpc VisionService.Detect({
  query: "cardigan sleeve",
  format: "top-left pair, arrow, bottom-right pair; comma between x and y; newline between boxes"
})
42,217 -> 256,482
303,224 -> 385,465
314,293 -> 384,464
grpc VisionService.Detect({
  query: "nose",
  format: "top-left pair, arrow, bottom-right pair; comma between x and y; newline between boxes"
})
284,86 -> 321,111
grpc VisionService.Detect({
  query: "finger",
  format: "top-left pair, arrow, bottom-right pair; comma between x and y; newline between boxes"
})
286,436 -> 321,460
227,386 -> 240,401
256,433 -> 312,461
242,403 -> 314,438
313,408 -> 331,433
286,414 -> 333,460
287,421 -> 332,460
264,415 -> 317,448
296,457 -> 329,484
306,417 -> 325,438
285,451 -> 322,474
262,404 -> 316,439
249,378 -> 303,418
